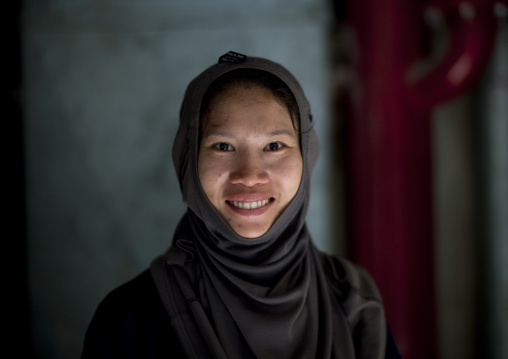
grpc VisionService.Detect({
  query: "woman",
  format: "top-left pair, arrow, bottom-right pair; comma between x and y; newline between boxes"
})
82,51 -> 400,358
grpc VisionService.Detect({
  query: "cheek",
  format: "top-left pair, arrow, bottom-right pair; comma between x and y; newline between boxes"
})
287,163 -> 303,193
198,157 -> 226,198
271,156 -> 303,198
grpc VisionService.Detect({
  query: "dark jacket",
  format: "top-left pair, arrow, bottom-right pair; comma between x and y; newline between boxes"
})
82,254 -> 401,358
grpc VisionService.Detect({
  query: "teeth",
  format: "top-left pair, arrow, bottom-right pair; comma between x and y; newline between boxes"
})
230,199 -> 270,209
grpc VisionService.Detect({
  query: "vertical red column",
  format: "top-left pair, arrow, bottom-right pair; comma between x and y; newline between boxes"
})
347,1 -> 436,358
343,0 -> 497,358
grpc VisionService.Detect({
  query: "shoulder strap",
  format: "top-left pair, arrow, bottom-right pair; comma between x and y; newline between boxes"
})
150,248 -> 227,359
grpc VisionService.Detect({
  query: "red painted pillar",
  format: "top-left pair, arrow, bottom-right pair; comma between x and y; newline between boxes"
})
342,1 -> 498,358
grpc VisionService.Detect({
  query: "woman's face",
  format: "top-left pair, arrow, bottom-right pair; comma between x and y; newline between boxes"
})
198,85 -> 303,238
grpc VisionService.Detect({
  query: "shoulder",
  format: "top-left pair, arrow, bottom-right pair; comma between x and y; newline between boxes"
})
82,270 -> 184,358
318,251 -> 383,303
318,251 -> 394,358
97,270 -> 159,312
87,270 -> 164,329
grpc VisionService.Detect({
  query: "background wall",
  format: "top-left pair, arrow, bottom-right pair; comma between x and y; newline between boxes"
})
18,1 -> 507,358
432,13 -> 507,359
22,1 -> 334,358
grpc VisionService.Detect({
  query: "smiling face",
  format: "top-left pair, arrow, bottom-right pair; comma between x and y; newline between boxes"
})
198,85 -> 303,238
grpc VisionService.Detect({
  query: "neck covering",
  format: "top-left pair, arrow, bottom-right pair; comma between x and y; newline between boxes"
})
170,52 -> 339,358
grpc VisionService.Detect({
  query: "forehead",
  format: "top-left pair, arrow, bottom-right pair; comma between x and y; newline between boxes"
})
210,83 -> 282,107
203,84 -> 295,130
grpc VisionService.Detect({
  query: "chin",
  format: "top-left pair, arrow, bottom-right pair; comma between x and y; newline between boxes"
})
231,223 -> 272,239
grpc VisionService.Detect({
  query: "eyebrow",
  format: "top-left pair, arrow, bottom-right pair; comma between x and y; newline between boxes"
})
203,128 -> 297,140
202,130 -> 235,140
266,129 -> 297,137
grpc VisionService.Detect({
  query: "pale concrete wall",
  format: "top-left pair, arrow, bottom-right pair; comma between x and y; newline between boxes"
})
433,94 -> 477,359
432,17 -> 508,359
22,1 -> 332,357
475,18 -> 508,359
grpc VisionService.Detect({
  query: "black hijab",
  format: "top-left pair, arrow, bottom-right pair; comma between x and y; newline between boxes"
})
152,52 -> 385,358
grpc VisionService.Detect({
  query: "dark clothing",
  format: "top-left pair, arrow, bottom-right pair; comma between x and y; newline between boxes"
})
82,256 -> 401,358
82,270 -> 185,359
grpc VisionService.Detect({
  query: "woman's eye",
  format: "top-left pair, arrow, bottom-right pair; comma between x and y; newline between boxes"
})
214,143 -> 233,151
265,142 -> 283,151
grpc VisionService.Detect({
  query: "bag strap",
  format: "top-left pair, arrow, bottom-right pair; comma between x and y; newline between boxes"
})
150,248 -> 227,359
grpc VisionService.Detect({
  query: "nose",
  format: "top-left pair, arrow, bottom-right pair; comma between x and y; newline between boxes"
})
229,151 -> 269,187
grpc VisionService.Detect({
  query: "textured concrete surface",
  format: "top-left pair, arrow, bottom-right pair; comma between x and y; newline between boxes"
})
23,1 -> 332,357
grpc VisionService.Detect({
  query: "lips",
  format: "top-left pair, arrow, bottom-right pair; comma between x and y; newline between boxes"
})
227,198 -> 273,209
224,194 -> 275,215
